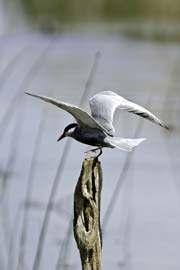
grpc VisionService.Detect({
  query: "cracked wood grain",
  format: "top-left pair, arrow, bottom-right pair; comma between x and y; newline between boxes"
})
73,157 -> 102,270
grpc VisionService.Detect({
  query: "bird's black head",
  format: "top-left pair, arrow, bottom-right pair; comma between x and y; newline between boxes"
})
57,123 -> 77,141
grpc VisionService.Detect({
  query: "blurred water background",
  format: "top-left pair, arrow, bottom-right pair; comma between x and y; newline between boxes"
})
0,1 -> 180,270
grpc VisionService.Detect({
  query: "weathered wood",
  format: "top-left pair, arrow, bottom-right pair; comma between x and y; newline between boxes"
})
73,157 -> 102,270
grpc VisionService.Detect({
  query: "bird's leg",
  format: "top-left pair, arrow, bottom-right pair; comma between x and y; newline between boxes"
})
84,147 -> 103,157
84,147 -> 100,154
96,147 -> 103,158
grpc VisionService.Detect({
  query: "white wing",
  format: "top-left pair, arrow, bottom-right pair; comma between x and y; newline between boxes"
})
89,91 -> 168,136
25,92 -> 108,133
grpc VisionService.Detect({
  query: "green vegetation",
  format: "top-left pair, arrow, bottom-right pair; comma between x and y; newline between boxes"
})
23,0 -> 180,22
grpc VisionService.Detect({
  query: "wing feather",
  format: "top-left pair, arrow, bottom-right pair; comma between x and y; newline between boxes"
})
25,92 -> 108,133
89,91 -> 169,134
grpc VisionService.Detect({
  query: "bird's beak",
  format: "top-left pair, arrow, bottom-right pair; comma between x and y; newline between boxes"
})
57,133 -> 65,142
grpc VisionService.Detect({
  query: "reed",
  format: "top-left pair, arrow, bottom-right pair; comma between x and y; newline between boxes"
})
32,51 -> 101,270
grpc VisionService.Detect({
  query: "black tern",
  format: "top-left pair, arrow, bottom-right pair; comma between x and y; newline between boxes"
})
25,91 -> 168,157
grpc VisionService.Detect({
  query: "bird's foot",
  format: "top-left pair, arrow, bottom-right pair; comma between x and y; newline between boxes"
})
84,147 -> 103,158
96,147 -> 103,158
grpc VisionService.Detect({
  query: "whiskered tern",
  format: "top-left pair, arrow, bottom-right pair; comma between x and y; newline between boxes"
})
25,91 -> 168,157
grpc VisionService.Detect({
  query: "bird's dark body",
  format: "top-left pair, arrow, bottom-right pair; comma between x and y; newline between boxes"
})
73,125 -> 111,148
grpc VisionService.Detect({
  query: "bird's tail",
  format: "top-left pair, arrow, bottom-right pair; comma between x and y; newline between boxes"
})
108,137 -> 146,151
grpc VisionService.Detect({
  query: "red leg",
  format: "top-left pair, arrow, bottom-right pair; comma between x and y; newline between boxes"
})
96,147 -> 103,158
84,147 -> 103,157
84,147 -> 101,154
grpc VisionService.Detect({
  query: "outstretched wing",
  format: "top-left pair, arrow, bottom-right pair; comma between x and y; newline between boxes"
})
25,92 -> 108,133
89,91 -> 169,136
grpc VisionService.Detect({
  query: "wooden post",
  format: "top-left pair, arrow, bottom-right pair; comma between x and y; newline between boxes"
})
73,157 -> 102,270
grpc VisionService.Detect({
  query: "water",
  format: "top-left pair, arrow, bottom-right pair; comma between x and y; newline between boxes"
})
0,4 -> 180,270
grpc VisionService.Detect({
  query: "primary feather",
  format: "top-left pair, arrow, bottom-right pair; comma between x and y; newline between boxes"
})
25,92 -> 108,133
89,91 -> 169,135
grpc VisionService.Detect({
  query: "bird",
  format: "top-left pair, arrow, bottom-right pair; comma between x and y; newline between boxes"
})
25,91 -> 169,157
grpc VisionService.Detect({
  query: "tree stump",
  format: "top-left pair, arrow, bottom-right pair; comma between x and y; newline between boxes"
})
73,157 -> 102,270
